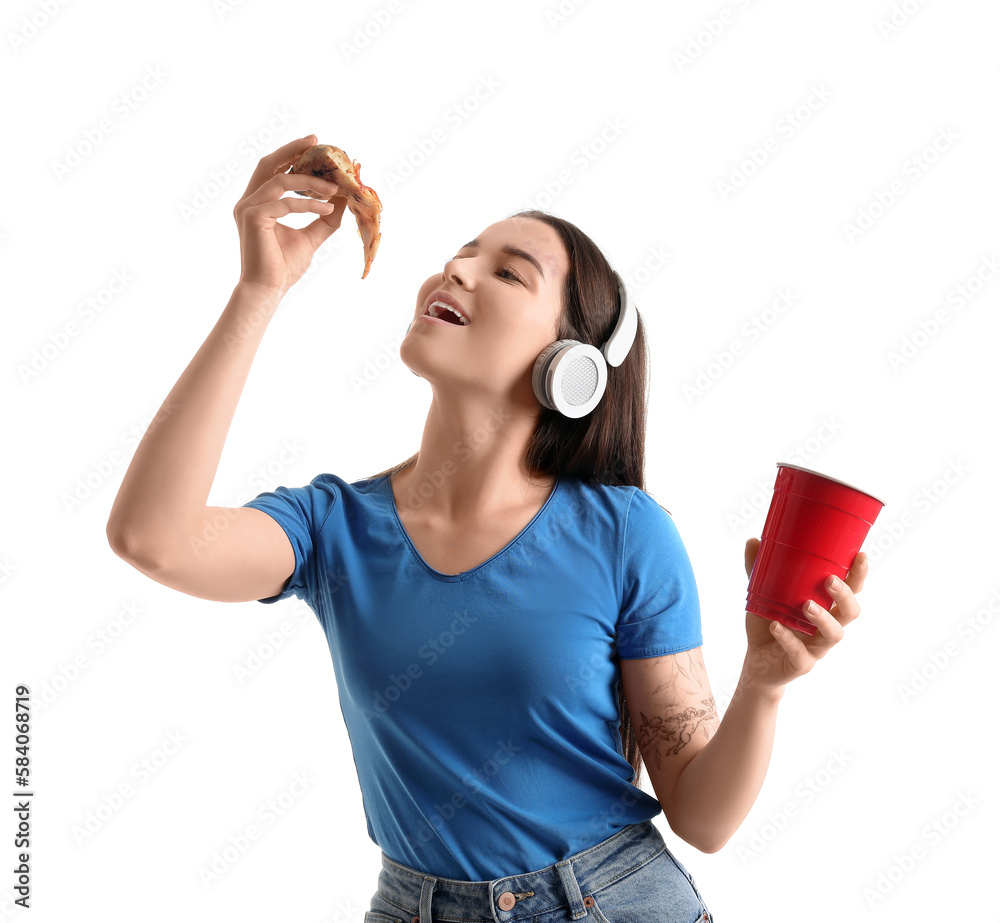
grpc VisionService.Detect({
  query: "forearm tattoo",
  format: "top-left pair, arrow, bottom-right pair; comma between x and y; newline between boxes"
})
635,651 -> 720,771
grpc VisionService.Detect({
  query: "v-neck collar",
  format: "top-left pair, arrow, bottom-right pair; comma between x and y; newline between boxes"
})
384,474 -> 562,581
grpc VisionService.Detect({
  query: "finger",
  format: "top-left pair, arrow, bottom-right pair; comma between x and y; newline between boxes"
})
292,183 -> 342,200
241,171 -> 342,211
242,195 -> 337,227
298,196 -> 348,249
770,620 -> 813,674
824,571 -> 863,624
745,537 -> 761,579
239,134 -> 319,203
802,599 -> 846,643
844,552 -> 869,595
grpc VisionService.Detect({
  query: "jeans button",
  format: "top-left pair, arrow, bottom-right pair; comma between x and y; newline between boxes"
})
497,891 -> 516,910
583,896 -> 595,908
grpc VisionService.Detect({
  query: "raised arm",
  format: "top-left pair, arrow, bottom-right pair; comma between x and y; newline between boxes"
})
106,135 -> 346,602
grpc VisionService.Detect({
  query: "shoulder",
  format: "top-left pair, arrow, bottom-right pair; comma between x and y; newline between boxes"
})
626,486 -> 676,529
305,471 -> 388,501
309,471 -> 396,520
559,475 -> 641,513
552,477 -> 679,540
618,487 -> 694,580
567,479 -> 673,528
245,472 -> 385,526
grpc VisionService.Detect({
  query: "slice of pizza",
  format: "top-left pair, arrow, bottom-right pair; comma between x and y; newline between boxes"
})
289,144 -> 382,279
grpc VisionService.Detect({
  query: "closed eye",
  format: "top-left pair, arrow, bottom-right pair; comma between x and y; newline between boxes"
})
496,266 -> 524,284
449,254 -> 525,285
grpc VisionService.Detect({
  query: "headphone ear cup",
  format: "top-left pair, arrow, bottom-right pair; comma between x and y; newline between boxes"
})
532,340 -> 575,411
533,339 -> 607,418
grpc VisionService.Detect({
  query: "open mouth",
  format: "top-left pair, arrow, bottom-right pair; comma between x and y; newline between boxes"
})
425,300 -> 470,325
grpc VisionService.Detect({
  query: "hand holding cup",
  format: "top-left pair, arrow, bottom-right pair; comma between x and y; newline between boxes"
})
741,536 -> 869,690
738,463 -> 883,690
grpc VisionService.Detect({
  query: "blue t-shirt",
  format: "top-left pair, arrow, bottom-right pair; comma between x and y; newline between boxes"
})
241,471 -> 702,881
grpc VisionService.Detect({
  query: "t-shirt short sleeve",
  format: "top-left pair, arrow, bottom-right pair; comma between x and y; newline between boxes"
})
240,475 -> 340,605
617,488 -> 703,659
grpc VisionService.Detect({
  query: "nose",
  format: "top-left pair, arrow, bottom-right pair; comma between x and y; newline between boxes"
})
442,256 -> 469,288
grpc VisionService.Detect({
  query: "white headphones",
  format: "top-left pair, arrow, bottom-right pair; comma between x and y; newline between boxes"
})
406,272 -> 638,419
531,272 -> 638,419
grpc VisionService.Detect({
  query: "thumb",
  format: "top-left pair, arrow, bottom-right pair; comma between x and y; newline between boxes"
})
745,537 -> 761,580
301,195 -> 347,249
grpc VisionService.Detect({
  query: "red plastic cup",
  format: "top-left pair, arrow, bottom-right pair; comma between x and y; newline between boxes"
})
746,463 -> 885,635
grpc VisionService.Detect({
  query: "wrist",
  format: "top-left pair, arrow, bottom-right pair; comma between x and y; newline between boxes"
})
736,661 -> 787,705
225,281 -> 286,329
233,279 -> 288,308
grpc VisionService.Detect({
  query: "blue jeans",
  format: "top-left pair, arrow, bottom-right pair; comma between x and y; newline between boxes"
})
364,820 -> 714,923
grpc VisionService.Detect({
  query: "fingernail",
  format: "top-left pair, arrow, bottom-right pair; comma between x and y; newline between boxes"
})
827,576 -> 841,592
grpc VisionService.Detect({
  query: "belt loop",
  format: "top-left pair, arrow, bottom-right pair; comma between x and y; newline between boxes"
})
419,875 -> 437,922
555,860 -> 587,920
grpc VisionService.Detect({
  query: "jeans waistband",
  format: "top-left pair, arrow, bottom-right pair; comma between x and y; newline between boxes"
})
376,820 -> 669,922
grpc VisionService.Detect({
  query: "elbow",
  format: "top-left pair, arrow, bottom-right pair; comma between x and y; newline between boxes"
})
677,826 -> 729,855
106,522 -> 166,573
664,809 -> 732,855
106,519 -> 137,560
692,834 -> 730,854
106,520 -> 125,556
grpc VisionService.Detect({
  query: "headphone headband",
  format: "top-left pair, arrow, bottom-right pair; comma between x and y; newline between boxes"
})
602,273 -> 638,367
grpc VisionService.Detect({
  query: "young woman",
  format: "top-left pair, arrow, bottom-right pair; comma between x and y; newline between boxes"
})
107,134 -> 868,923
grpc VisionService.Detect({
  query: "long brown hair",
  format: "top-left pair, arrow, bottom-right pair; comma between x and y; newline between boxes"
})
365,208 -> 665,787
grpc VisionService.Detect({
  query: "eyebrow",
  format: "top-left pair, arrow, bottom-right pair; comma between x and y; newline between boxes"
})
459,237 -> 545,280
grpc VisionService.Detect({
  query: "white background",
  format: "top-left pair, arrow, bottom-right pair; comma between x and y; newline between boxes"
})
3,0 -> 998,920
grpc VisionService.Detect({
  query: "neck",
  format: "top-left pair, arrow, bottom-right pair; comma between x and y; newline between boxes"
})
392,394 -> 553,521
